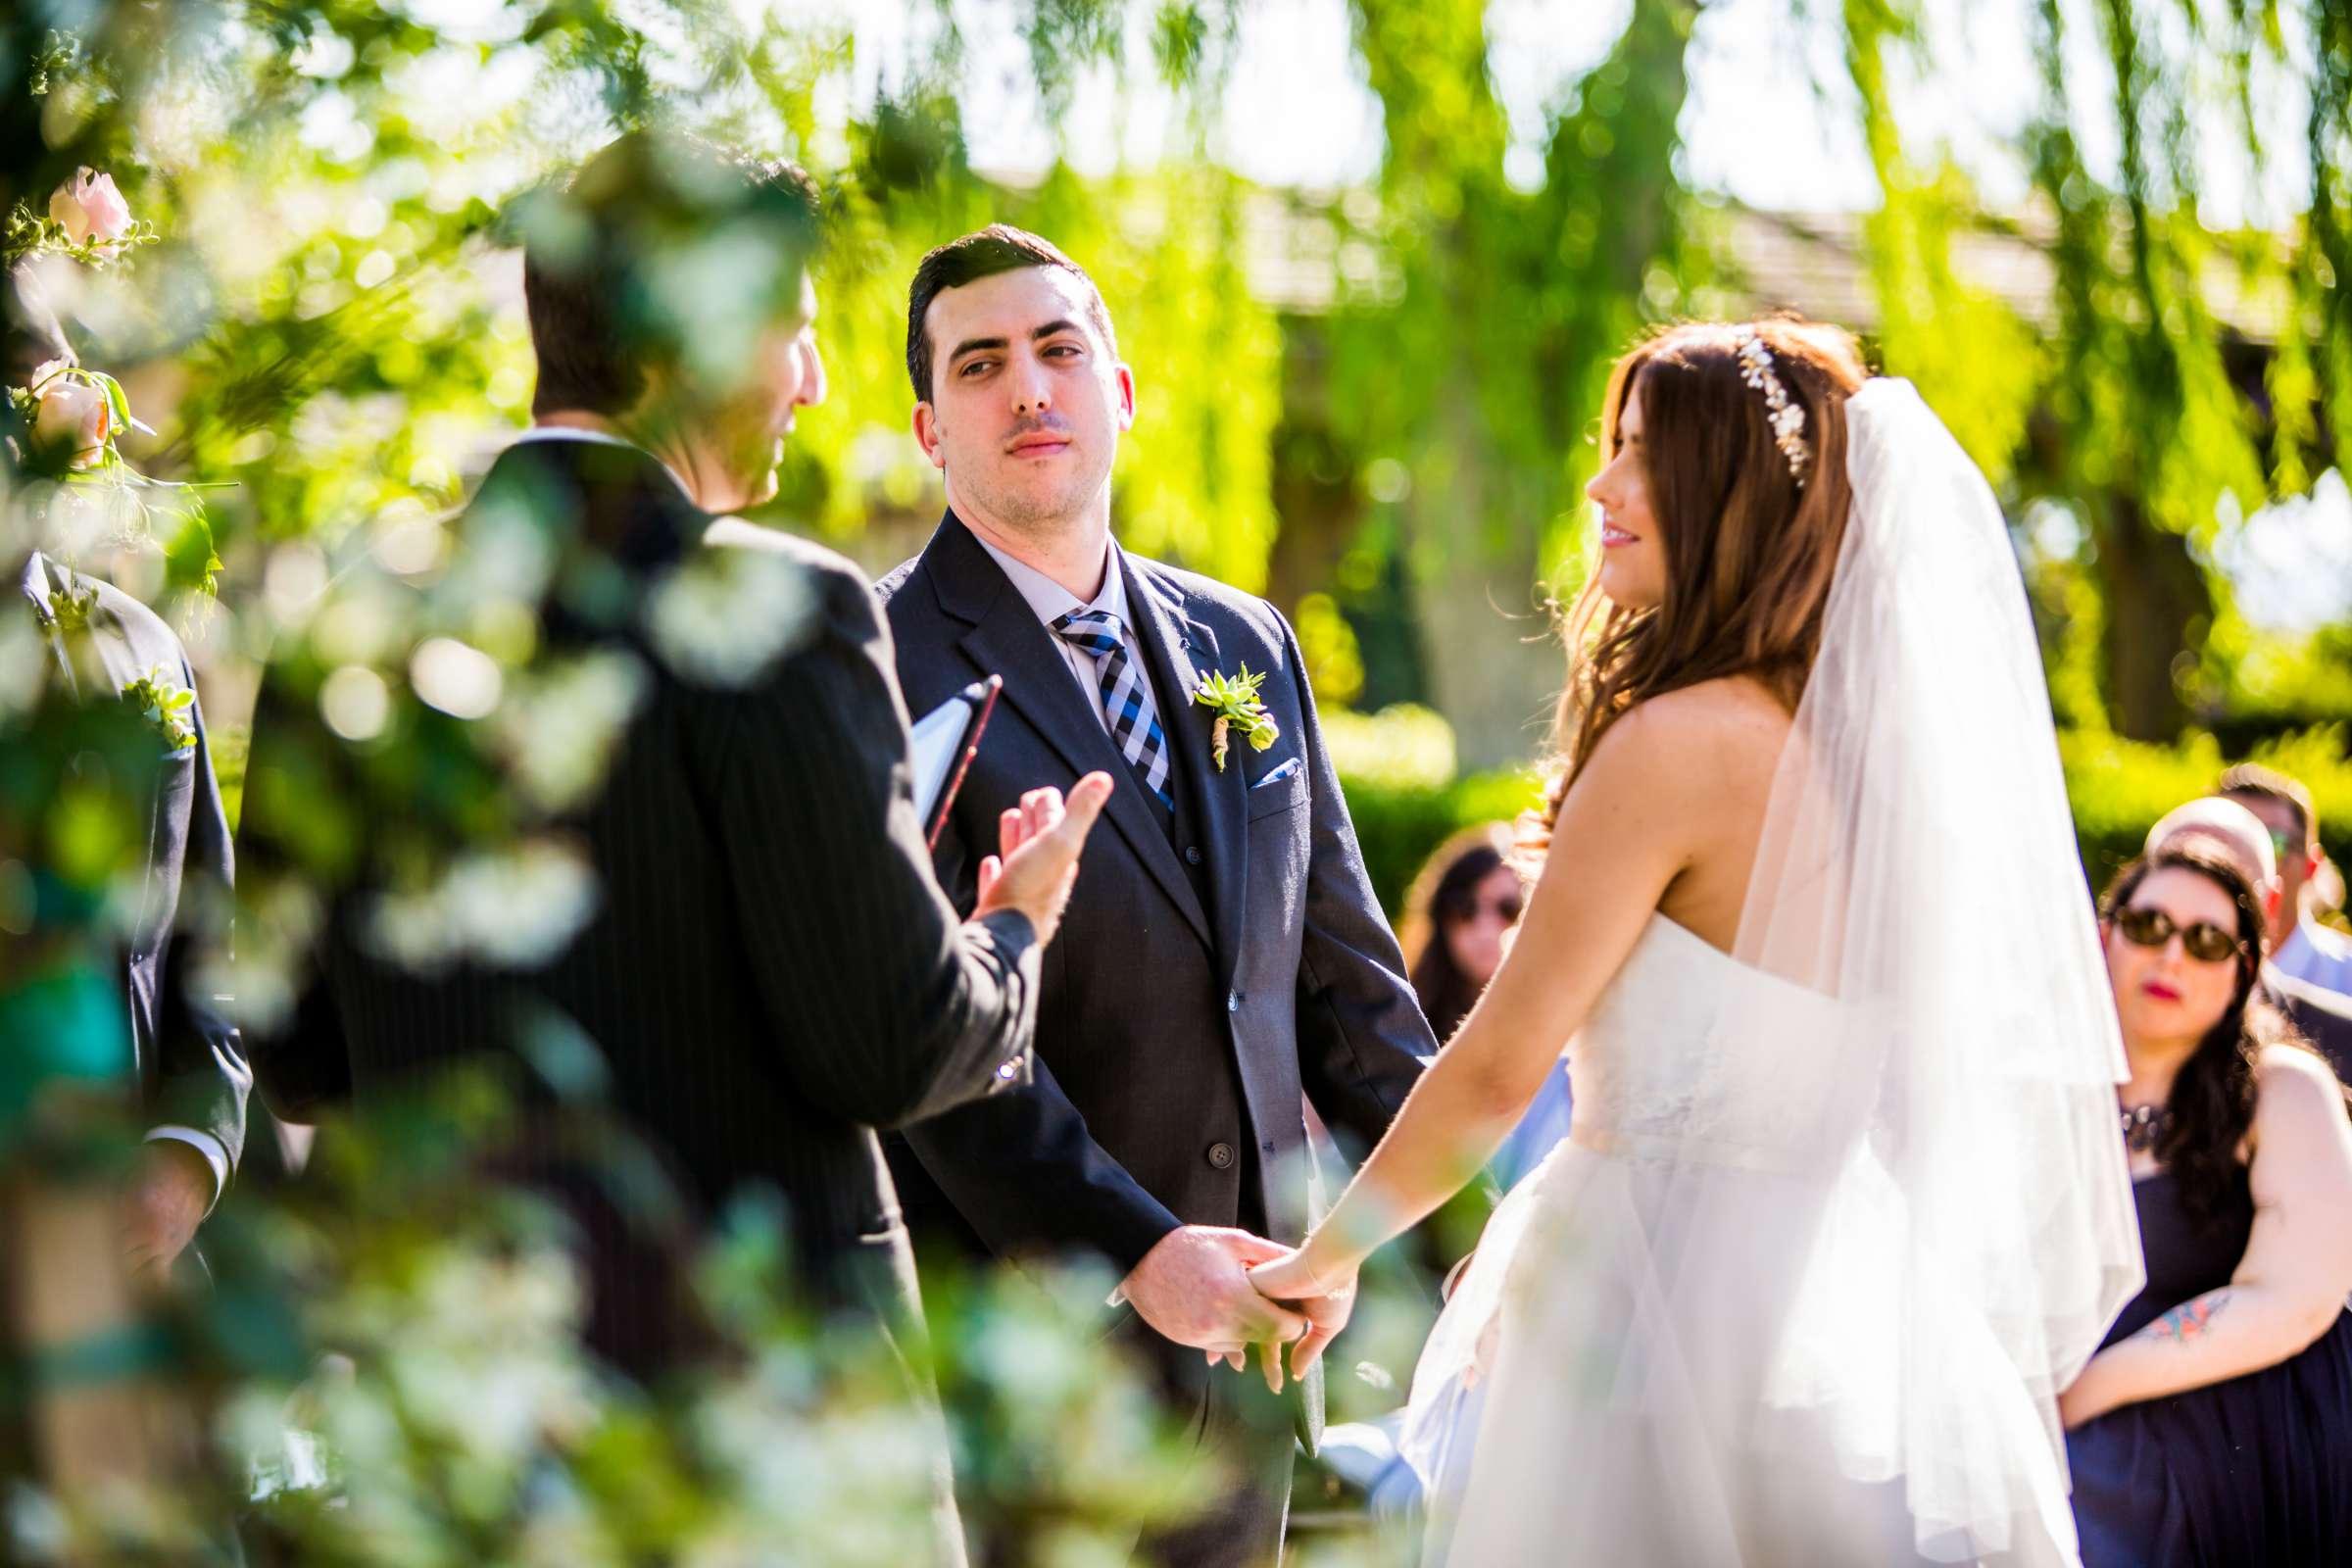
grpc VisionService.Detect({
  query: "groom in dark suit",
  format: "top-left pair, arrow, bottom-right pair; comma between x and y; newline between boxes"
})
878,226 -> 1434,1567
238,137 -> 1109,1488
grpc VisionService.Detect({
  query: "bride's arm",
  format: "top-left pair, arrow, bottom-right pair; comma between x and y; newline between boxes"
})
2061,1048 -> 2352,1427
1257,698 -> 1724,1297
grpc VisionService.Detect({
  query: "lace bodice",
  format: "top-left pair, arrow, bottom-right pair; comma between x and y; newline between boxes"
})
1566,912 -> 1855,1174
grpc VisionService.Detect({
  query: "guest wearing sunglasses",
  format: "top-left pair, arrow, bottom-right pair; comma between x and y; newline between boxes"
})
2063,842 -> 2352,1567
1399,823 -> 1524,1042
1398,825 -> 1562,1192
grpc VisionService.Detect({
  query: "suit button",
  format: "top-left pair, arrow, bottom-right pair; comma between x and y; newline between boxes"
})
1207,1143 -> 1236,1169
1184,845 -> 1202,865
1226,990 -> 1241,1013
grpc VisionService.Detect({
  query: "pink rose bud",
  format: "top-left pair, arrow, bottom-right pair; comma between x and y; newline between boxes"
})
29,362 -> 113,470
47,168 -> 133,255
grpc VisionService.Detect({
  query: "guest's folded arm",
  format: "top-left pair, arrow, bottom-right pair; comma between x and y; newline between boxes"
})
2063,1047 -> 2352,1425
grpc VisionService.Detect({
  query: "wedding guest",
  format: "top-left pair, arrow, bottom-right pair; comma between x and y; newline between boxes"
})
2147,795 -> 2352,1079
2314,854 -> 2346,921
3,262 -> 250,1526
2063,841 -> 2352,1566
4,262 -> 249,1280
1400,823 -> 1522,1042
1398,824 -> 1562,1191
238,132 -> 1108,1496
2221,763 -> 2352,996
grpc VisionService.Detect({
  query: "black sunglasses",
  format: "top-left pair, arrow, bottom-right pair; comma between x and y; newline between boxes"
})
2113,905 -> 2243,965
1447,889 -> 1523,924
1478,893 -> 1524,923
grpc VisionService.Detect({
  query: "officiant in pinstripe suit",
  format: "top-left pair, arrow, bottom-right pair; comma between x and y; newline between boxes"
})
237,137 -> 1110,1509
879,227 -> 1434,1568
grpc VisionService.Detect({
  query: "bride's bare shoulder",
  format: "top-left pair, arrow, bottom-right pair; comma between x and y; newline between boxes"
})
1586,675 -> 1791,793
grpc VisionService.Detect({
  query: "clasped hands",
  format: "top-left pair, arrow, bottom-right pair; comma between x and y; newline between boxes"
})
1114,1224 -> 1357,1394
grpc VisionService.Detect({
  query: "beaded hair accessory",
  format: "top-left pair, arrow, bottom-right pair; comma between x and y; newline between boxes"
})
1731,324 -> 1809,488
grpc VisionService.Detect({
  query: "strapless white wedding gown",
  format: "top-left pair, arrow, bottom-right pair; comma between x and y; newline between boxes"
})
1399,911 -> 2087,1567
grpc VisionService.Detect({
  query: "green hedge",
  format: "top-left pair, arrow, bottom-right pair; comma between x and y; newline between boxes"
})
1340,725 -> 2352,921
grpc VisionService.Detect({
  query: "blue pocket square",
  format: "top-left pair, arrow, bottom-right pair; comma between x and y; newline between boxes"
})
1250,758 -> 1302,789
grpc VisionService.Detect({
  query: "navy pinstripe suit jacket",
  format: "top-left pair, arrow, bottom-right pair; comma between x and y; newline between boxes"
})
242,441 -> 1041,1368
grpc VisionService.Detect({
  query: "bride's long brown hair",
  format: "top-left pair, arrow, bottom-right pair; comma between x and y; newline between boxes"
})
1532,318 -> 1870,843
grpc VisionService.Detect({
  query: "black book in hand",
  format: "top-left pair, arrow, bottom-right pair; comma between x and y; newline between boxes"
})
908,675 -> 1001,849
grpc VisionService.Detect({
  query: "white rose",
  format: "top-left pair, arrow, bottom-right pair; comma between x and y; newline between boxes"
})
29,361 -> 112,470
47,168 -> 133,257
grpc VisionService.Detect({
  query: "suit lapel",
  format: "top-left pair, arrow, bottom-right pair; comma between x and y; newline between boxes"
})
21,551 -> 139,701
927,518 -> 1212,951
1124,557 -> 1248,988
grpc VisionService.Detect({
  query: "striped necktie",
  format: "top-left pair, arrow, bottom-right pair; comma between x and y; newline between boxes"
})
1051,608 -> 1174,811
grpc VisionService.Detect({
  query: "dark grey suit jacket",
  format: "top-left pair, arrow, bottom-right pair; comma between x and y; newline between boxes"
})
16,552 -> 249,1179
240,441 -> 1041,1369
877,515 -> 1433,1440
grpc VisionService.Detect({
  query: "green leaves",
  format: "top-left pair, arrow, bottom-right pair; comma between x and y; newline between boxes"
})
0,207 -> 159,270
118,663 -> 198,755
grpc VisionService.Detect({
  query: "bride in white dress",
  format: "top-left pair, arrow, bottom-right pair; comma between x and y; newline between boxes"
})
1251,320 -> 2144,1565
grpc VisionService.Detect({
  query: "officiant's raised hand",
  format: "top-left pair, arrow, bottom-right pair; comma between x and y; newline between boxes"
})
970,771 -> 1114,948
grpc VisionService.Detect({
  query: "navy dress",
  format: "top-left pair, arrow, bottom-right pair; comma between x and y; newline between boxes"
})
2067,1169 -> 2352,1566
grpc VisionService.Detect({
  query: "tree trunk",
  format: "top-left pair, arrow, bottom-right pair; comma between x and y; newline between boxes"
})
1407,392 -> 1563,771
2094,489 -> 2210,739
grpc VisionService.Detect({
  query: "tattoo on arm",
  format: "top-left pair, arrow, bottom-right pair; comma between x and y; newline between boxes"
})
2144,1291 -> 2231,1345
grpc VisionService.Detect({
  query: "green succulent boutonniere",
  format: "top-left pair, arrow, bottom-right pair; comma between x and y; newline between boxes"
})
121,664 -> 196,755
1191,664 -> 1280,772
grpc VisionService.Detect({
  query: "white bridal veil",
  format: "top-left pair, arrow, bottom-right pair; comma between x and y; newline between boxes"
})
1725,377 -> 2143,1555
1401,379 -> 2143,1564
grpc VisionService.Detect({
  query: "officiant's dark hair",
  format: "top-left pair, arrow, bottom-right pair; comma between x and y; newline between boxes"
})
1532,317 -> 1868,849
905,224 -> 1118,400
522,131 -> 821,417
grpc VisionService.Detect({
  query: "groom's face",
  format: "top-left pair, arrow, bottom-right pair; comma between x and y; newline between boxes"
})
911,267 -> 1133,535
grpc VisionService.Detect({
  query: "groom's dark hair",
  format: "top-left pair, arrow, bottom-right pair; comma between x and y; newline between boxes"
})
522,130 -> 821,417
905,224 -> 1117,400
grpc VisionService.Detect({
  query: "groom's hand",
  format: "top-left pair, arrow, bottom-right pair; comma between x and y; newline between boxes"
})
1117,1226 -> 1306,1367
972,772 -> 1113,948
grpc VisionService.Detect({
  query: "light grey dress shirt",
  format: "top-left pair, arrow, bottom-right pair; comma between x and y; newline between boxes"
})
970,529 -> 1131,739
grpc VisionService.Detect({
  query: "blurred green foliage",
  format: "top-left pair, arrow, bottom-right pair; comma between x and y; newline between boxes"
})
4,0 -> 2347,772
1850,0 -> 2352,744
1,1080 -> 1232,1565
